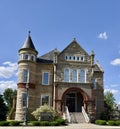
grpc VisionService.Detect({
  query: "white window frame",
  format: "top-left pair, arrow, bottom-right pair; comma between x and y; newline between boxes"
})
80,69 -> 86,83
42,71 -> 50,85
64,68 -> 70,82
72,69 -> 77,82
41,95 -> 50,106
22,69 -> 29,83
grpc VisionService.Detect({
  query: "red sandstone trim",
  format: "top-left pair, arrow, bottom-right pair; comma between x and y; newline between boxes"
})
17,83 -> 36,89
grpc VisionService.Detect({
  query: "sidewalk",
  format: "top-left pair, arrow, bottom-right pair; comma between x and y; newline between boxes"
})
0,123 -> 120,129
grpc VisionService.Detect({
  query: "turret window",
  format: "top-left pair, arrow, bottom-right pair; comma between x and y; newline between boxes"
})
22,93 -> 27,107
23,54 -> 29,60
31,55 -> 35,61
22,69 -> 29,83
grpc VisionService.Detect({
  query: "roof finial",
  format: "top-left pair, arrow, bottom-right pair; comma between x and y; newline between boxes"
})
28,30 -> 31,36
73,37 -> 76,41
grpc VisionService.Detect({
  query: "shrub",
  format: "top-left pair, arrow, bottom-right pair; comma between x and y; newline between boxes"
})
50,121 -> 59,126
39,121 -> 50,126
108,120 -> 115,126
115,120 -> 120,126
0,121 -> 9,126
55,118 -> 66,125
95,120 -> 107,125
31,121 -> 40,126
32,104 -> 59,120
9,121 -> 21,126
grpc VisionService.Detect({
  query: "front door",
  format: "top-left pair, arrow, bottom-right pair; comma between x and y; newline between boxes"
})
65,92 -> 77,112
65,92 -> 83,112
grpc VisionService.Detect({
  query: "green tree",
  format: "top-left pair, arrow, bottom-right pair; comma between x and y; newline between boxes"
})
104,91 -> 116,111
101,91 -> 116,120
3,88 -> 17,111
0,94 -> 8,121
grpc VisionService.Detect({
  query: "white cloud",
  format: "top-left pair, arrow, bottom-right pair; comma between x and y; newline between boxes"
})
110,58 -> 120,66
98,32 -> 108,40
0,61 -> 17,78
0,80 -> 17,94
110,84 -> 119,87
104,88 -> 119,94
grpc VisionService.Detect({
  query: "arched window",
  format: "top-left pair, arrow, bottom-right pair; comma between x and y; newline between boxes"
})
80,69 -> 85,83
31,55 -> 35,61
23,54 -> 28,60
72,69 -> 77,82
64,69 -> 69,82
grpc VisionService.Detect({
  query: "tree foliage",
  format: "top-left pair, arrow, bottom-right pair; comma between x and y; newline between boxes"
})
3,88 -> 17,111
0,94 -> 8,121
104,91 -> 116,110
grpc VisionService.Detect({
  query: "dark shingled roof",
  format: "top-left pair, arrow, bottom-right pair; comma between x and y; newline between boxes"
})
37,58 -> 53,63
40,50 -> 60,61
22,34 -> 36,50
37,49 -> 59,63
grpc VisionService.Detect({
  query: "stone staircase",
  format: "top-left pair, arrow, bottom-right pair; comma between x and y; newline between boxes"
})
70,112 -> 86,123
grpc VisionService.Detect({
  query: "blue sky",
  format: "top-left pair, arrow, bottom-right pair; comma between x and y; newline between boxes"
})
0,0 -> 120,103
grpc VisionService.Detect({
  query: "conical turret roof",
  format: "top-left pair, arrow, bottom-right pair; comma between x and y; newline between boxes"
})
19,32 -> 38,54
22,33 -> 36,50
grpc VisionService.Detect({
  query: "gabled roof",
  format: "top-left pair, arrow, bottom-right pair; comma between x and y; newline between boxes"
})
59,38 -> 89,56
94,61 -> 104,72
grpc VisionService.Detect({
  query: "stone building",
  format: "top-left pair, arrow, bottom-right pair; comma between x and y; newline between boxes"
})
15,33 -> 104,122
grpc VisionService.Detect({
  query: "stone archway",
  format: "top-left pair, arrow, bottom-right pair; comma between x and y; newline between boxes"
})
61,87 -> 89,113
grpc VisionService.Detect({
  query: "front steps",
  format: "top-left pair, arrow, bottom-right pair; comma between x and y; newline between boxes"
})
70,112 -> 86,123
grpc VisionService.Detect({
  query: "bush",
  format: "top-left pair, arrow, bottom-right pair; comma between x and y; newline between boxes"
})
95,120 -> 107,125
9,121 -> 21,126
50,121 -> 59,126
0,121 -> 9,126
31,121 -> 40,126
115,120 -> 120,126
107,120 -> 115,126
32,104 -> 59,120
39,121 -> 50,126
55,118 -> 66,125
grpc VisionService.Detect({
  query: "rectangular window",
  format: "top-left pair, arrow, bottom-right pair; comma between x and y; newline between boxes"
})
22,69 -> 29,83
41,95 -> 50,105
22,93 -> 27,107
42,72 -> 49,85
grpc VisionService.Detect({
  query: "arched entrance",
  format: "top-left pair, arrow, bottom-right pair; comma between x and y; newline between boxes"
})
65,92 -> 83,112
61,87 -> 88,113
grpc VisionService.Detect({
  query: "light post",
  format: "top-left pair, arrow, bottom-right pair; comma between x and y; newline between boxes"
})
24,69 -> 29,125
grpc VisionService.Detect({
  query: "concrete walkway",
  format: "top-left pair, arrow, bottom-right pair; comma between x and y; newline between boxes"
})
0,123 -> 120,129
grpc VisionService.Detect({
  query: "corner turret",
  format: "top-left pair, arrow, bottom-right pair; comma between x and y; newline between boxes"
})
18,32 -> 38,62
